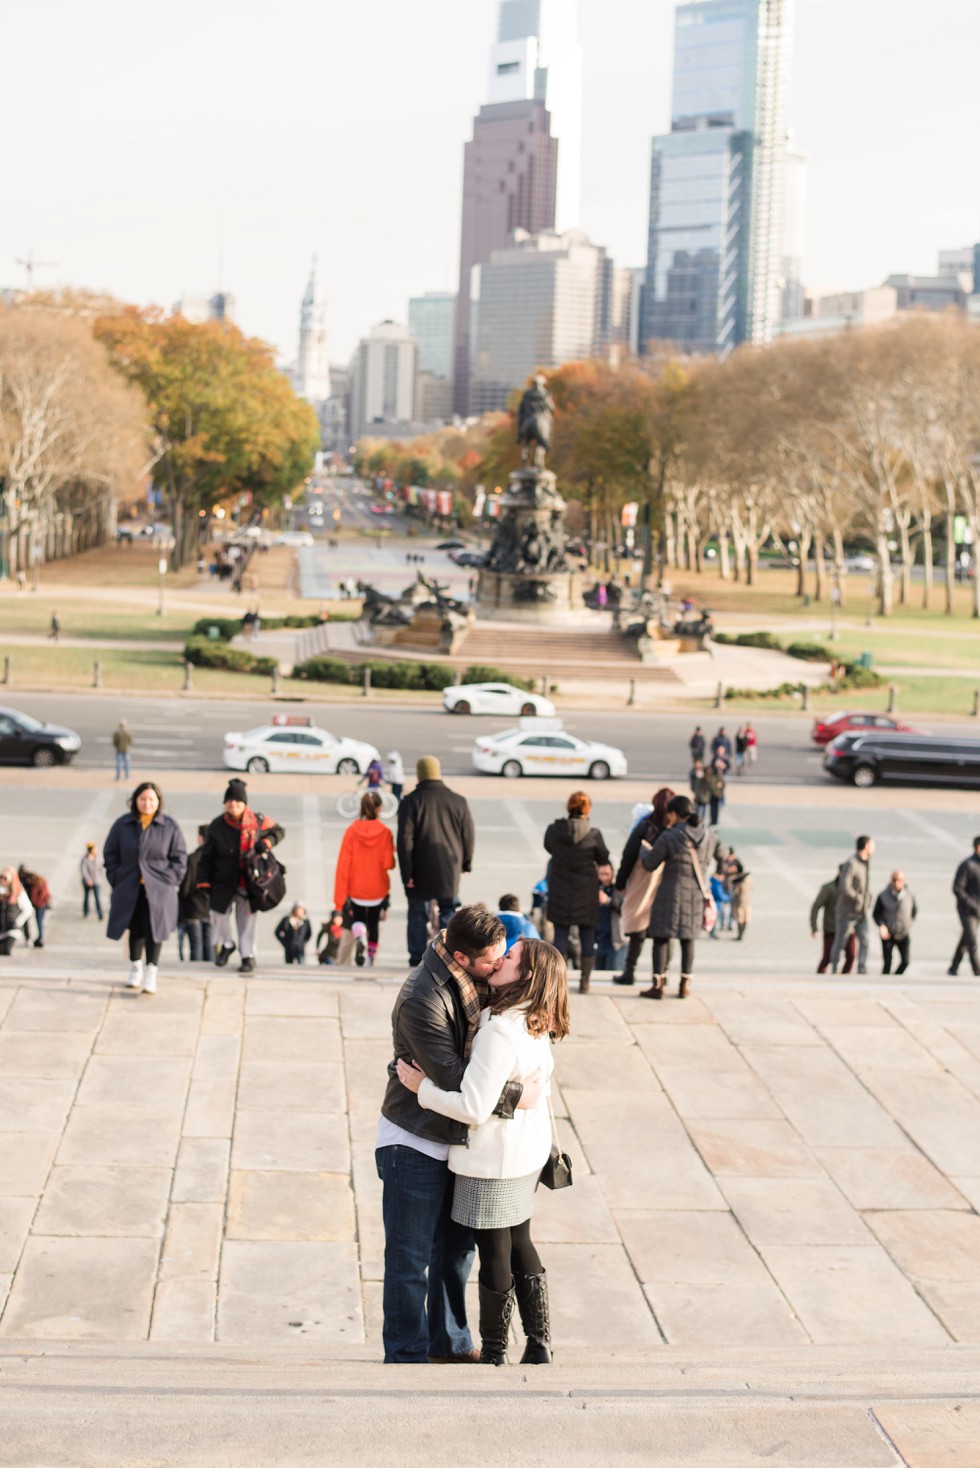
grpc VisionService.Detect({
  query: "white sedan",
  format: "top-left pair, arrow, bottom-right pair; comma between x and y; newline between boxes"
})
223,725 -> 380,775
472,728 -> 627,780
443,682 -> 555,717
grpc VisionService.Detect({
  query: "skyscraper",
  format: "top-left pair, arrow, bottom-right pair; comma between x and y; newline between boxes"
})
641,0 -> 793,356
294,260 -> 330,406
452,0 -> 582,416
348,322 -> 418,443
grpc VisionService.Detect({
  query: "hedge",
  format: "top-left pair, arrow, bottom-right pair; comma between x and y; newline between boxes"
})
191,612 -> 356,641
784,641 -> 828,662
292,658 -> 536,692
183,637 -> 278,675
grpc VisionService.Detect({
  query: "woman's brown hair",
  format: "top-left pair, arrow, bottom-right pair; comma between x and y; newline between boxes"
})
651,786 -> 675,829
360,792 -> 382,820
489,937 -> 570,1040
566,790 -> 591,818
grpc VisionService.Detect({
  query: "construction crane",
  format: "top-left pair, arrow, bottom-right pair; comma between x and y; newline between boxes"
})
15,249 -> 57,290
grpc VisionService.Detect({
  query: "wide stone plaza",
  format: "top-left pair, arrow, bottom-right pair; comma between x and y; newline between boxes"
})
2,768 -> 979,1464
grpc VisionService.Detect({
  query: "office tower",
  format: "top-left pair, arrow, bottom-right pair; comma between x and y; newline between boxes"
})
469,228 -> 610,415
490,0 -> 583,231
295,261 -> 330,407
408,292 -> 455,379
452,99 -> 558,415
782,146 -> 807,320
641,0 -> 793,356
348,322 -> 418,442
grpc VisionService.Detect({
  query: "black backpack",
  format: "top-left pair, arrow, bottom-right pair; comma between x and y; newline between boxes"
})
243,817 -> 286,913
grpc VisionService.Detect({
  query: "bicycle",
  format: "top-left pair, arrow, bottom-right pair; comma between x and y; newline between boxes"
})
335,787 -> 398,820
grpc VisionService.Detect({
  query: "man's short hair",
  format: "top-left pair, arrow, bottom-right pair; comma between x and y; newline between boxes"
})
498,893 -> 520,912
974,835 -> 980,850
445,905 -> 506,960
856,835 -> 872,853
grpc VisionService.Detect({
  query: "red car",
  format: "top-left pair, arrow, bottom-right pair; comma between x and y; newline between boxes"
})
811,712 -> 917,746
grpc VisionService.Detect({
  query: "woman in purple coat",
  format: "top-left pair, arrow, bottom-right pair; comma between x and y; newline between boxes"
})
104,782 -> 187,995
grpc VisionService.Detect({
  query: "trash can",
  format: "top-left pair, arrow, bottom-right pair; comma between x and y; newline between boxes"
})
857,651 -> 873,669
206,625 -> 222,641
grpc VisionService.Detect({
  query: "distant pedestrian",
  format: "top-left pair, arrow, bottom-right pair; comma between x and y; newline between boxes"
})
711,727 -> 732,764
949,835 -> 980,977
177,825 -> 213,962
335,791 -> 396,968
873,871 -> 917,975
359,756 -> 385,792
397,756 -> 474,966
725,852 -> 752,941
80,842 -> 104,920
496,893 -> 538,952
112,720 -> 132,781
103,782 -> 187,994
595,862 -> 626,971
0,868 -> 33,951
639,794 -> 720,1000
18,865 -> 50,948
689,726 -> 705,764
275,903 -> 312,964
690,760 -> 710,823
705,759 -> 727,826
543,790 -> 610,994
612,787 -> 675,987
831,835 -> 874,975
734,727 -> 748,775
48,610 -> 60,642
197,779 -> 285,974
810,874 -> 844,974
386,750 -> 405,802
745,723 -> 758,766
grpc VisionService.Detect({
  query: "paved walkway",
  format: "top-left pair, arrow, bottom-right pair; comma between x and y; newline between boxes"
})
2,955 -> 979,1356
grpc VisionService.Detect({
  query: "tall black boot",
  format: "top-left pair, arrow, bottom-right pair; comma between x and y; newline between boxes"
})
578,955 -> 595,994
514,1270 -> 552,1365
613,933 -> 644,986
478,1281 -> 516,1366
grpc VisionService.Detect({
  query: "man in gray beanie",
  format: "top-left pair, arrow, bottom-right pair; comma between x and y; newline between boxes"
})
397,756 -> 475,965
197,779 -> 285,973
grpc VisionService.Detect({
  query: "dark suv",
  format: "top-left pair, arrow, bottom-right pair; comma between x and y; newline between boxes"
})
0,706 -> 82,767
824,732 -> 980,789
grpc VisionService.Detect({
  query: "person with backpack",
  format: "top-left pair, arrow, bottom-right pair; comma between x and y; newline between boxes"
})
275,904 -> 312,964
18,865 -> 51,948
197,779 -> 285,973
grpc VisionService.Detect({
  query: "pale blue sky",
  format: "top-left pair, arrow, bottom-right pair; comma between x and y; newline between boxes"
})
4,0 -> 977,362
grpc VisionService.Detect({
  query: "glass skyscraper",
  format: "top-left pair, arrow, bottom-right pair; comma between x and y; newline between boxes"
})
641,0 -> 792,356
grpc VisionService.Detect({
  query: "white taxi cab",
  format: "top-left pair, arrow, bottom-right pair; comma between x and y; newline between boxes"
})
472,719 -> 627,781
223,716 -> 380,775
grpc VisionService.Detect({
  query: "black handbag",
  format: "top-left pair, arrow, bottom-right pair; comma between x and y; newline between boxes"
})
539,1096 -> 573,1191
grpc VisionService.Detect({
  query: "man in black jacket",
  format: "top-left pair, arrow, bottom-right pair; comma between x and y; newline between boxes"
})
178,825 -> 213,962
949,836 -> 980,976
397,756 -> 475,965
376,905 -> 538,1364
197,779 -> 284,973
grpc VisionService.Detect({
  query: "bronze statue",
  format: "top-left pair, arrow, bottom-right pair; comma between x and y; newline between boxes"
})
516,375 -> 555,468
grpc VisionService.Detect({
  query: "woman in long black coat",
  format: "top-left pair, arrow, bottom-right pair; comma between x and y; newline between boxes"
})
639,794 -> 719,1001
612,787 -> 675,988
543,790 -> 610,994
104,782 -> 187,995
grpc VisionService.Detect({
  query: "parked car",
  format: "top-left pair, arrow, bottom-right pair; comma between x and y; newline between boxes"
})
811,712 -> 918,747
443,683 -> 555,717
823,732 -> 980,788
449,550 -> 487,567
841,555 -> 876,573
472,726 -> 627,780
223,723 -> 380,775
0,706 -> 81,767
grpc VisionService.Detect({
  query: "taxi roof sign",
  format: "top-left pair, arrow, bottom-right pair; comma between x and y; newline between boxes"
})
517,716 -> 563,732
271,714 -> 313,727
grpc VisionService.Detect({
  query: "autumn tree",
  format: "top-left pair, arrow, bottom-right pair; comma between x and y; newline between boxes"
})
94,310 -> 320,568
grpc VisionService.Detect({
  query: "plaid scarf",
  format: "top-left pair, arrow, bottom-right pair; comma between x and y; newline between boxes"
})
225,807 -> 262,860
433,935 -> 487,1060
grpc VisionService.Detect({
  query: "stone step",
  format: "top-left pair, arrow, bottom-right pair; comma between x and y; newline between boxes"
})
3,1342 -> 976,1468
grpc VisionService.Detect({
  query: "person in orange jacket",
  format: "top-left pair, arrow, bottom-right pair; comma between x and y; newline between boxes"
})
333,791 -> 396,967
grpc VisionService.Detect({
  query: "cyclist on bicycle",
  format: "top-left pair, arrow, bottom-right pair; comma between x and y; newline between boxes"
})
359,757 -> 385,792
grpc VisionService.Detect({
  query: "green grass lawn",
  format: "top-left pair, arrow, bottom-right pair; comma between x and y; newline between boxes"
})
722,675 -> 980,719
0,598 -> 192,643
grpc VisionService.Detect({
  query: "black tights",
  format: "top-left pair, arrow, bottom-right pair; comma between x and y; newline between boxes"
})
552,923 -> 595,960
128,890 -> 162,966
473,1218 -> 542,1294
652,936 -> 694,975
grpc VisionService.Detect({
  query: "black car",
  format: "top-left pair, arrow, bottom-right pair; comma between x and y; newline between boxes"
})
450,550 -> 487,568
0,706 -> 82,767
824,731 -> 980,789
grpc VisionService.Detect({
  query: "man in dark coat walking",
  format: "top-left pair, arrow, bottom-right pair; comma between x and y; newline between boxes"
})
397,757 -> 475,966
197,779 -> 284,973
178,825 -> 213,962
949,836 -> 980,976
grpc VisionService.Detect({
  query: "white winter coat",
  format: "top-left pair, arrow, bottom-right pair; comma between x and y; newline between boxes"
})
417,1007 -> 554,1181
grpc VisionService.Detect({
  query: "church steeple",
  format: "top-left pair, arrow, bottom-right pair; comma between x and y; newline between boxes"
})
295,258 -> 329,405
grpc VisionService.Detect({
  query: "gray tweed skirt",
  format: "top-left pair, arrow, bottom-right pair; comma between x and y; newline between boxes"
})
451,1170 -> 539,1230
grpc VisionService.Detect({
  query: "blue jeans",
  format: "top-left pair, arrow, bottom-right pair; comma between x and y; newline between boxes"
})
375,1144 -> 475,1363
115,750 -> 130,781
178,919 -> 213,962
406,896 -> 458,967
82,884 -> 103,919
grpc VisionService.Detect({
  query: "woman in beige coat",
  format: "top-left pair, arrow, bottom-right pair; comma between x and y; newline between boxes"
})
612,788 -> 675,986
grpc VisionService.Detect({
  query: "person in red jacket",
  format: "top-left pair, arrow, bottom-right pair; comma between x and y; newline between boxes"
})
334,791 -> 396,966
